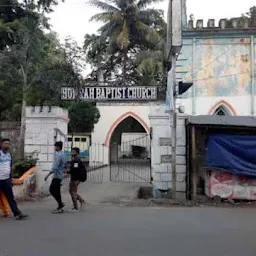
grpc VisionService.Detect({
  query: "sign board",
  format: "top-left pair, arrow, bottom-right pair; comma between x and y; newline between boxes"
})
165,67 -> 174,113
61,86 -> 158,101
167,0 -> 183,57
159,138 -> 172,146
161,155 -> 172,163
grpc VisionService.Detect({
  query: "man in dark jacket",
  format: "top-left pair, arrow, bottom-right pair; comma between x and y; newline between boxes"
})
68,147 -> 85,212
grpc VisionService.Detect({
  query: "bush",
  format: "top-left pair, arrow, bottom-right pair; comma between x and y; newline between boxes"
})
12,151 -> 38,179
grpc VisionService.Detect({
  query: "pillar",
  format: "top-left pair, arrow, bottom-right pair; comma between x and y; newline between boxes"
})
25,106 -> 69,193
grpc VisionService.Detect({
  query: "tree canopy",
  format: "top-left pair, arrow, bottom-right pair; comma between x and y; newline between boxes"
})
0,0 -> 100,146
85,0 -> 166,86
68,102 -> 100,134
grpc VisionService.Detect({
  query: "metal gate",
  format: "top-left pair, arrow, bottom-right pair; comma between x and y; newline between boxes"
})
64,135 -> 106,183
110,134 -> 151,183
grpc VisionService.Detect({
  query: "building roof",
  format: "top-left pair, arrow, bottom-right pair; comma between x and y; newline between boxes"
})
186,115 -> 256,128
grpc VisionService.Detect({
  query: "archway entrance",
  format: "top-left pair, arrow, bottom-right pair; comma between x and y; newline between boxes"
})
109,115 -> 151,183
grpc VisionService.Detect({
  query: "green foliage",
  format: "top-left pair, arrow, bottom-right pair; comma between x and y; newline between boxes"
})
12,152 -> 38,178
68,101 -> 100,133
0,0 -> 28,49
0,0 -> 100,139
226,6 -> 256,28
246,6 -> 256,26
87,0 -> 166,85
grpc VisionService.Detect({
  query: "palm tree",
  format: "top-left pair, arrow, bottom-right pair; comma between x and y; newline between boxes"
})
135,19 -> 167,86
88,0 -> 164,83
84,33 -> 119,84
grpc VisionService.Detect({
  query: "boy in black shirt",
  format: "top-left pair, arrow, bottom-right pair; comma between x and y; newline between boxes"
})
68,148 -> 86,212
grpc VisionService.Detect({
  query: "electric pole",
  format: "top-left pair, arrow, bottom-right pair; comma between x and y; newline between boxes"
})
167,0 -> 192,199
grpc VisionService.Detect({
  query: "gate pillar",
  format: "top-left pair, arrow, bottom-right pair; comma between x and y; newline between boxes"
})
24,106 -> 69,193
149,106 -> 187,196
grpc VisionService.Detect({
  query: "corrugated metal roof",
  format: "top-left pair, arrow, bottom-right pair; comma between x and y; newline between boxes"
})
186,115 -> 256,127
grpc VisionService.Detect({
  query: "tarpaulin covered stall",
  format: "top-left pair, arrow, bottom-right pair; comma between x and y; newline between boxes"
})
186,115 -> 256,200
204,133 -> 256,178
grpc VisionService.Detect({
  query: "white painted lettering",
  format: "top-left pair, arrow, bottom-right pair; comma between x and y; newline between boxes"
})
127,88 -> 132,99
96,88 -> 101,99
83,88 -> 89,99
101,88 -> 106,99
61,86 -> 157,101
122,87 -> 126,98
150,87 -> 157,99
67,88 -> 74,99
89,88 -> 94,98
142,88 -> 148,99
62,88 -> 67,99
117,88 -> 122,99
106,88 -> 111,98
136,88 -> 142,98
111,88 -> 115,98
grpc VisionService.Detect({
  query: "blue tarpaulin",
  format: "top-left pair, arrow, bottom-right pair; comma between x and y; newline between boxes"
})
204,133 -> 256,178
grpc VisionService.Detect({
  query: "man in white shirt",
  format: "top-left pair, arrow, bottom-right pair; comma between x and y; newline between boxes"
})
0,138 -> 28,220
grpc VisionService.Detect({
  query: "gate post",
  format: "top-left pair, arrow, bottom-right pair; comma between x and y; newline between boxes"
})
149,106 -> 187,198
24,106 -> 69,194
149,108 -> 171,192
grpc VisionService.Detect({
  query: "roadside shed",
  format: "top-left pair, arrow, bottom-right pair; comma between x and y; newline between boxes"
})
186,115 -> 256,200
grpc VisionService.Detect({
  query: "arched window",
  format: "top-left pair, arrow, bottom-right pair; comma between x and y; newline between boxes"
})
213,105 -> 231,116
208,100 -> 237,116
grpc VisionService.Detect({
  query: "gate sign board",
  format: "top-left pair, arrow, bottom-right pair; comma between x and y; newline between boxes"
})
61,86 -> 157,101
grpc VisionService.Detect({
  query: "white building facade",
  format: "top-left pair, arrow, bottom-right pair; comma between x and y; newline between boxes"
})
176,19 -> 256,117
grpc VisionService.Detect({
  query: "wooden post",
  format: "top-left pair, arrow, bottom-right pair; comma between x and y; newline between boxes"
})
191,126 -> 197,200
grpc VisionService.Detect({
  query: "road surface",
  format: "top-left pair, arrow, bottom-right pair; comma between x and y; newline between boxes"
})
59,165 -> 150,204
1,203 -> 256,256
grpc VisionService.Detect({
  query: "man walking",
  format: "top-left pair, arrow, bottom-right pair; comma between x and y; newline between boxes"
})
0,138 -> 28,220
45,141 -> 67,213
69,147 -> 86,212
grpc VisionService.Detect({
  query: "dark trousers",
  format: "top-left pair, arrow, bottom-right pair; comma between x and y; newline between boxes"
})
0,179 -> 21,216
49,178 -> 63,208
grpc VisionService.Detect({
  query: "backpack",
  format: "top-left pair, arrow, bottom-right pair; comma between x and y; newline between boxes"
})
78,159 -> 87,182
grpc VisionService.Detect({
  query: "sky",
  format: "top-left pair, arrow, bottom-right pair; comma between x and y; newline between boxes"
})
49,0 -> 256,45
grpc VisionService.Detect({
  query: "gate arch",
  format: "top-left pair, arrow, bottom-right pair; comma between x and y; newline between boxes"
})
106,112 -> 151,183
104,111 -> 150,147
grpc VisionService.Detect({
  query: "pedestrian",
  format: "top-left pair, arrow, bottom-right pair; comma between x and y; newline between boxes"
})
68,147 -> 86,212
45,141 -> 67,214
0,138 -> 28,220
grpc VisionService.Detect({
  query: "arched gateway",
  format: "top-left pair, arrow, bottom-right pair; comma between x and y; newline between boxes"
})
61,85 -> 159,184
89,103 -> 154,183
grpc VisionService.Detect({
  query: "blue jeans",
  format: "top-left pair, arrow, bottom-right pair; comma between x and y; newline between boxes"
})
0,179 -> 21,216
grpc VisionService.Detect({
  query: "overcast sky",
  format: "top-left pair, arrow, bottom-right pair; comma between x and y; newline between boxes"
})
49,0 -> 256,45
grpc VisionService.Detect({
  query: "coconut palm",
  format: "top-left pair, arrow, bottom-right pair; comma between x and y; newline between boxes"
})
135,19 -> 167,86
88,0 -> 164,83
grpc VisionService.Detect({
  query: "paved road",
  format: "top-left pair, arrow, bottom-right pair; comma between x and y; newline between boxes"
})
59,165 -> 150,204
1,204 -> 256,256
